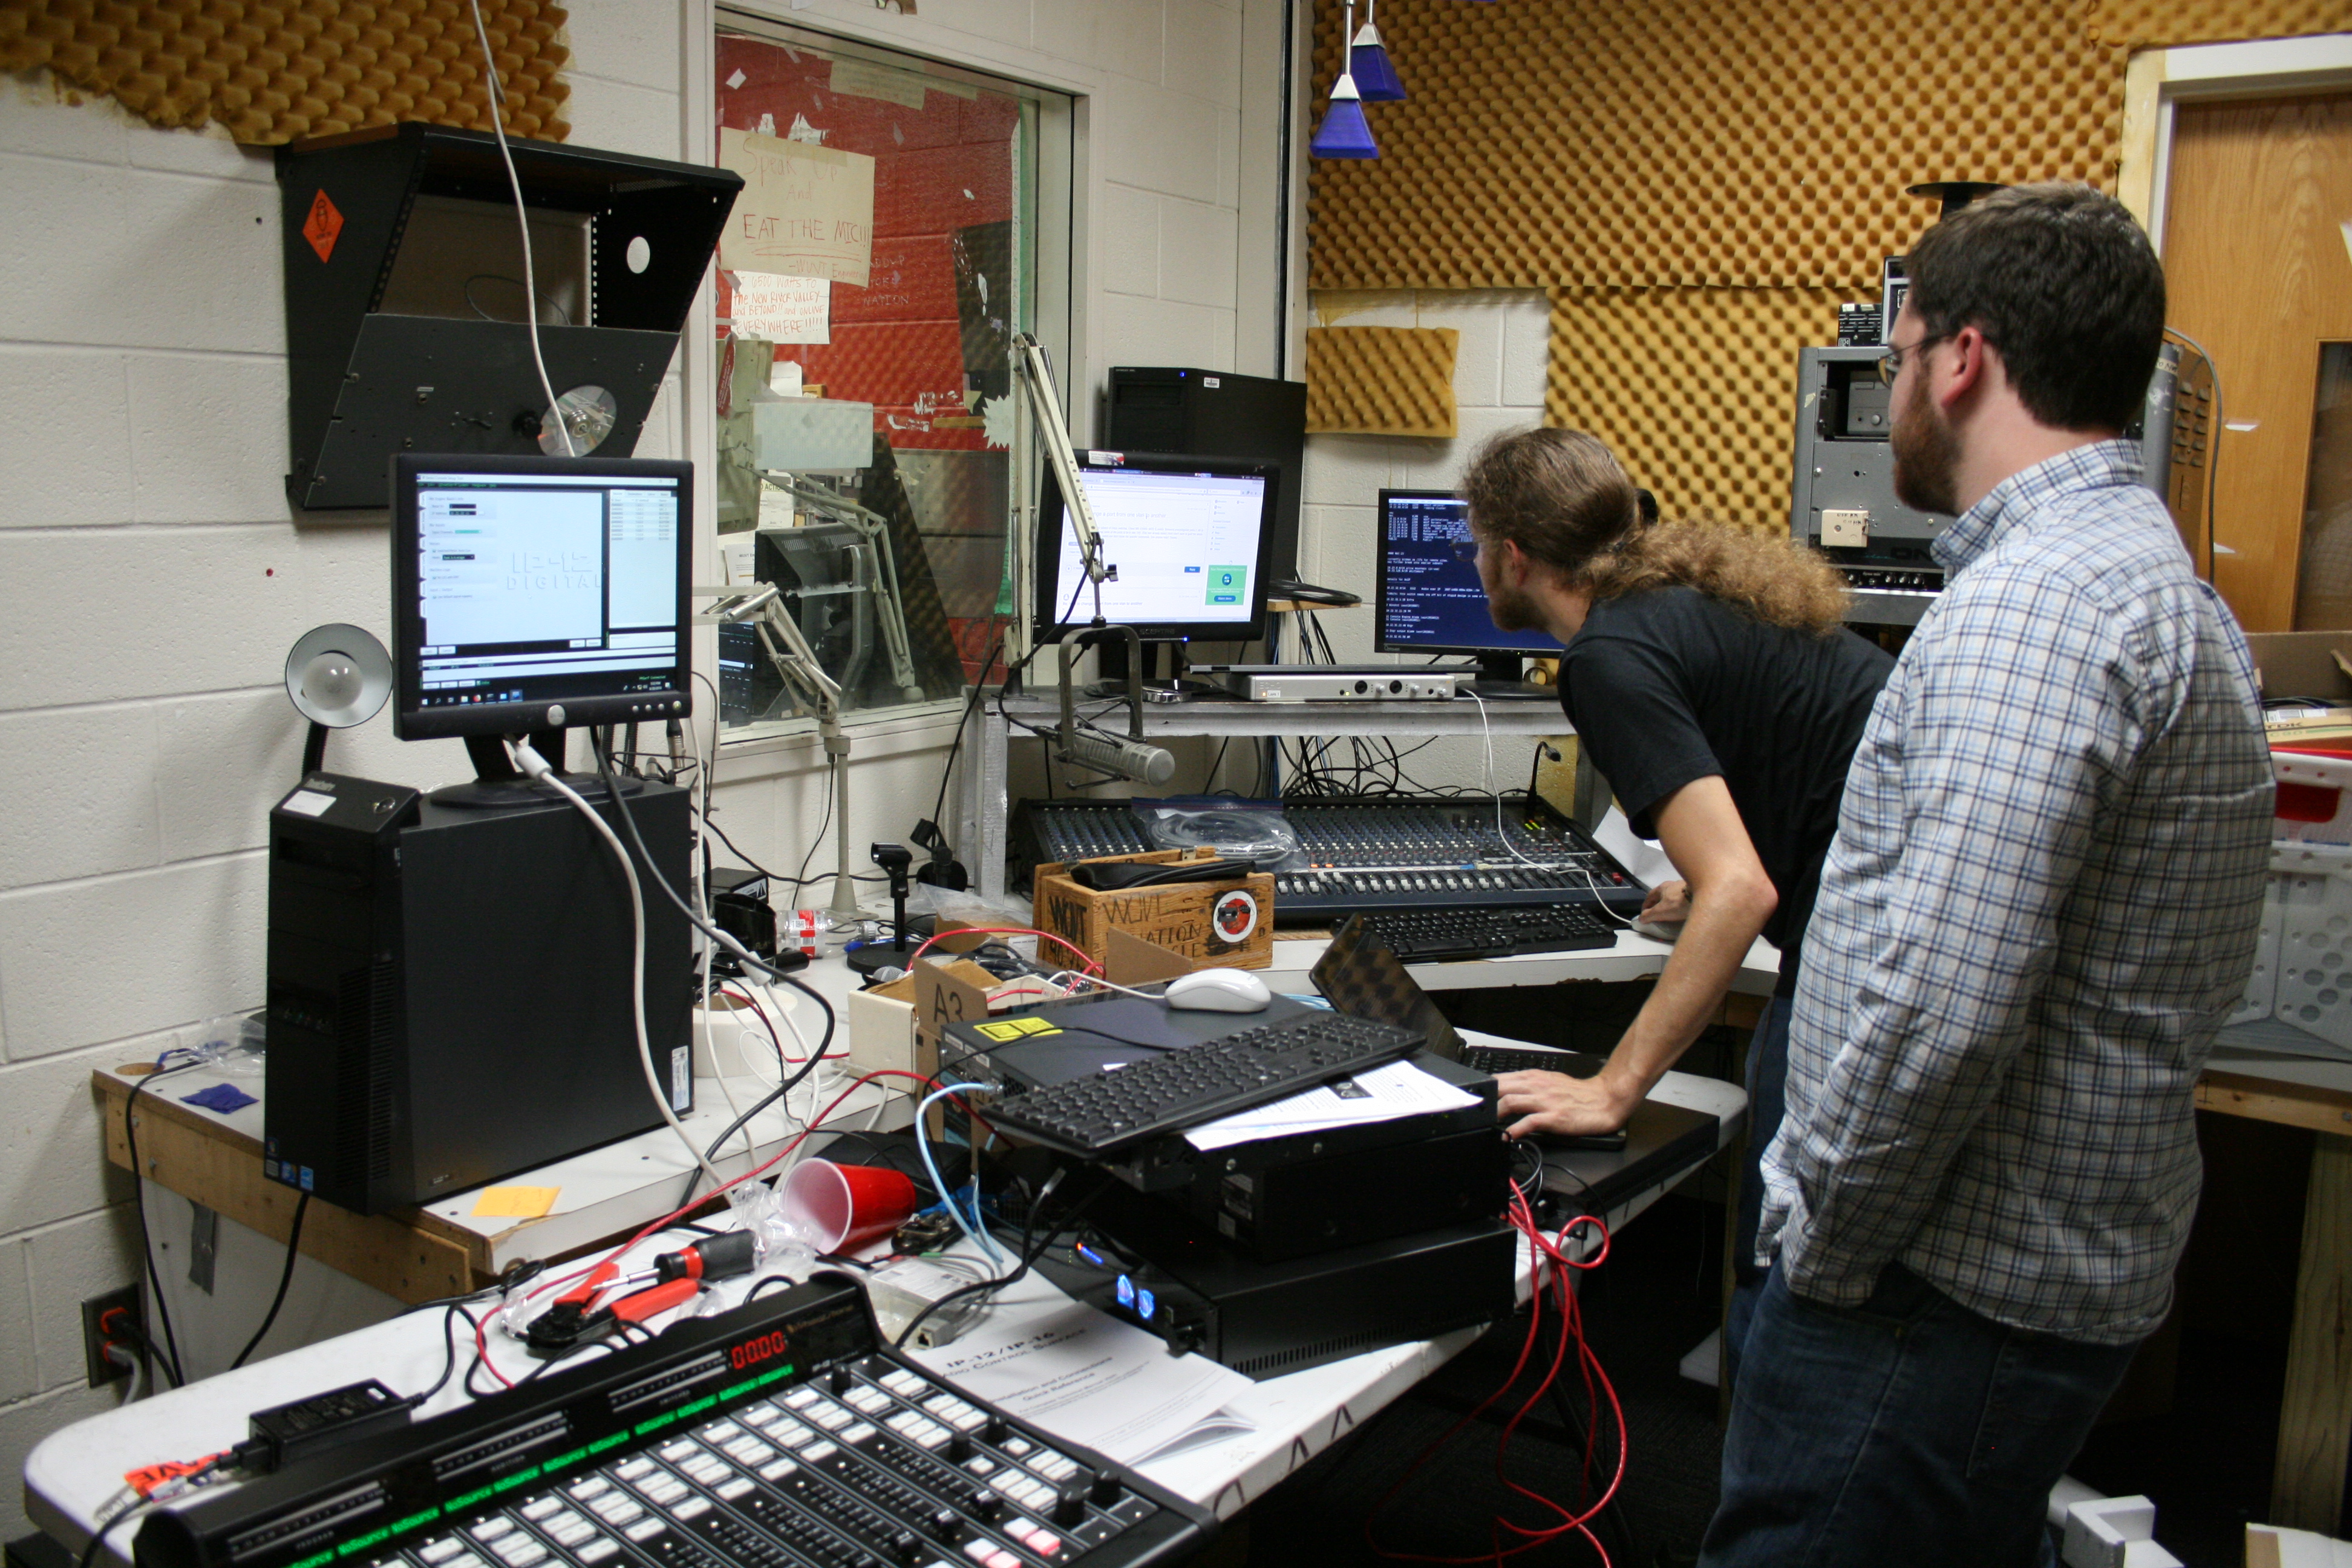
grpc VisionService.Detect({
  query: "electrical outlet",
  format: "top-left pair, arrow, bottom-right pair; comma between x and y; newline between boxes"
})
82,1285 -> 143,1388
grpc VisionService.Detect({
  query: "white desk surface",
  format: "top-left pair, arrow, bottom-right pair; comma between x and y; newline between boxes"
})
1260,929 -> 1785,998
98,957 -> 900,1278
27,1032 -> 1744,1555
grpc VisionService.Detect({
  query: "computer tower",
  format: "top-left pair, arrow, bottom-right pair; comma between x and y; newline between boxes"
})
263,773 -> 694,1215
1106,367 -> 1308,585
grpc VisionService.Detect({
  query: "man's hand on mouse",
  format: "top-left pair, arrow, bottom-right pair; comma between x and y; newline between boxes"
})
1638,879 -> 1691,924
1495,1067 -> 1641,1139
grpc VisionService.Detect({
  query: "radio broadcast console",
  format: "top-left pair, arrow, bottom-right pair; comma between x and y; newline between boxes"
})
1008,795 -> 1645,921
134,1277 -> 1209,1568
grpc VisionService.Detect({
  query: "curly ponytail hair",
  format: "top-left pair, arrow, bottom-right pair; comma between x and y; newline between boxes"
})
1460,426 -> 1852,635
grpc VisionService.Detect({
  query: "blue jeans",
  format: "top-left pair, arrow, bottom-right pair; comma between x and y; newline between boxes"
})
1701,1262 -> 2138,1568
1722,990 -> 1791,1390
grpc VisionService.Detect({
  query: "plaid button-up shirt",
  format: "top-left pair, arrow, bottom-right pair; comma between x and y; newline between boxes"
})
1759,439 -> 2273,1344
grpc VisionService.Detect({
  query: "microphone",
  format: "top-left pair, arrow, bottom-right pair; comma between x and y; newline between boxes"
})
1050,725 -> 1176,786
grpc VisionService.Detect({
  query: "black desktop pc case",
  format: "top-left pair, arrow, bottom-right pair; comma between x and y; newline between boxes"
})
263,774 -> 693,1214
1106,367 -> 1307,584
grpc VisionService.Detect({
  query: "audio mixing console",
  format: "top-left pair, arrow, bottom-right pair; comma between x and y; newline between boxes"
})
1008,796 -> 1645,921
135,1277 -> 1209,1568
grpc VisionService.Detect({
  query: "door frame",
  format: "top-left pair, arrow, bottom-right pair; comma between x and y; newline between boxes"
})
2119,34 -> 2352,247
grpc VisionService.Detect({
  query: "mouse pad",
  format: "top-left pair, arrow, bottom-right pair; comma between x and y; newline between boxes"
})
946,992 -> 1321,1091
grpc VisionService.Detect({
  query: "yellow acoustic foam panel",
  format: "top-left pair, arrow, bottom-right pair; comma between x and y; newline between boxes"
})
2090,0 -> 2352,47
1306,324 -> 1460,437
1546,286 -> 1844,535
1308,0 -> 2127,292
0,1 -> 570,146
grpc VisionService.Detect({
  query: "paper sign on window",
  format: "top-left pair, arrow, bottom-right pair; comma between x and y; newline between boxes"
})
727,270 -> 831,344
718,129 -> 875,288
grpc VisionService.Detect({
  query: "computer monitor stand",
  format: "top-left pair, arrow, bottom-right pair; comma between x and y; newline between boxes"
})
1088,636 -> 1219,699
1467,653 -> 1555,702
431,731 -> 648,808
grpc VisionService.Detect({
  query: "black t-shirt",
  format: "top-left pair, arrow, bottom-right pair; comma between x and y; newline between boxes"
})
1558,587 -> 1893,993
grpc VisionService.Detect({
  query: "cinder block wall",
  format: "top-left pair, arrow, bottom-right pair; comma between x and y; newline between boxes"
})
0,0 -> 1258,1537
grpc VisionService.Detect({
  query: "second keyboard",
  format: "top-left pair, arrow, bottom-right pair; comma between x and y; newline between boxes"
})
1352,904 -> 1618,962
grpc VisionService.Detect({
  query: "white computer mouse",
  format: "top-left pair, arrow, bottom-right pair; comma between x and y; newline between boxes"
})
1162,967 -> 1273,1012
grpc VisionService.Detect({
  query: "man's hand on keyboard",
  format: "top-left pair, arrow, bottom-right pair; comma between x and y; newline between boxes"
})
1496,1067 -> 1640,1139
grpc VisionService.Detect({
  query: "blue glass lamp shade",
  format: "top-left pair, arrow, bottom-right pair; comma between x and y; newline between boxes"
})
1310,73 -> 1379,159
1351,22 -> 1403,101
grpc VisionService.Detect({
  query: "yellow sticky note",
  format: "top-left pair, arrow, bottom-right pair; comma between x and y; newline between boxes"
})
973,1020 -> 1031,1042
472,1186 -> 560,1219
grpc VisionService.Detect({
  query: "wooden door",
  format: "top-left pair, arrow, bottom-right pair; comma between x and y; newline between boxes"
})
2163,93 -> 2352,633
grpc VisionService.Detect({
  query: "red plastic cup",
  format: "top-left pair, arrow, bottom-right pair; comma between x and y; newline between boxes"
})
780,1158 -> 920,1252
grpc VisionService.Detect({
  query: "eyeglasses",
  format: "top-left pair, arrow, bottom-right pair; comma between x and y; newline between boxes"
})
1877,332 -> 1952,387
1449,536 -> 1481,564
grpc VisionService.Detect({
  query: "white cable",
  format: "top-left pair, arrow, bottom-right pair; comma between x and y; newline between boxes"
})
1467,692 -> 1639,927
511,739 -> 727,1193
467,0 -> 574,458
916,1083 -> 1005,1265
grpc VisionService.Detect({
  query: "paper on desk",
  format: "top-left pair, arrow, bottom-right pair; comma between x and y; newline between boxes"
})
472,1186 -> 560,1218
1181,1058 -> 1480,1152
909,1283 -> 1255,1468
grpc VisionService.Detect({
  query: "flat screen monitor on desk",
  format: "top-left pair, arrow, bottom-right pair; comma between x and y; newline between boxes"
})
1032,452 -> 1278,689
1375,488 -> 1561,698
391,453 -> 692,799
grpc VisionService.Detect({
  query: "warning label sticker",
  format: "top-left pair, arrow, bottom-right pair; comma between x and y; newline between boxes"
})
303,189 -> 344,263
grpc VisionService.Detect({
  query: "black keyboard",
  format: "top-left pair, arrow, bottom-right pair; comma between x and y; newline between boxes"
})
137,1277 -> 1208,1568
986,1013 -> 1423,1157
1354,904 -> 1617,962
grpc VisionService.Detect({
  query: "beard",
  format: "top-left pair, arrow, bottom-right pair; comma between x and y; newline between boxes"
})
1891,367 -> 1963,517
1484,572 -> 1546,635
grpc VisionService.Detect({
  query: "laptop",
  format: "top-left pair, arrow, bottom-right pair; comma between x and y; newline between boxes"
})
1312,916 -> 1723,1206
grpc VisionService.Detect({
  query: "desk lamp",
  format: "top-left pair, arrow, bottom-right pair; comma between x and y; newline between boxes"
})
283,623 -> 392,779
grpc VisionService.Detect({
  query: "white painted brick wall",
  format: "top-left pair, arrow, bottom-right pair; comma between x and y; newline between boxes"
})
0,4 -> 1267,1539
1293,290 -> 1555,790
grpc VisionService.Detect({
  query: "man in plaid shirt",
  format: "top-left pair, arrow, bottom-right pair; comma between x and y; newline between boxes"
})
1702,185 -> 2273,1566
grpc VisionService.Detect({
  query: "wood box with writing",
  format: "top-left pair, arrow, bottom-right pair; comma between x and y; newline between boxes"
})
1030,848 -> 1275,972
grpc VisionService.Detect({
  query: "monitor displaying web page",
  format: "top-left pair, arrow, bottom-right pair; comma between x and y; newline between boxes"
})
391,454 -> 692,742
1375,489 -> 1563,658
1033,454 -> 1278,643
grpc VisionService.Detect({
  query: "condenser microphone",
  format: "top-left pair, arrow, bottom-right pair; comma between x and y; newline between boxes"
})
1050,725 -> 1177,786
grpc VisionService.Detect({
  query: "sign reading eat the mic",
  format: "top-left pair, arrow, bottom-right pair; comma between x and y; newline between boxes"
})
718,129 -> 875,289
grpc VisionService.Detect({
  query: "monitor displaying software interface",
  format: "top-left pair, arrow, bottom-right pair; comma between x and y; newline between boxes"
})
1037,457 -> 1273,638
394,457 -> 690,739
1375,489 -> 1563,657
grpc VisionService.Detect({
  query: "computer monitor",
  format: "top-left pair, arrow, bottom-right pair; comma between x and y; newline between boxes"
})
1374,488 -> 1561,696
391,454 -> 693,777
1032,452 -> 1279,654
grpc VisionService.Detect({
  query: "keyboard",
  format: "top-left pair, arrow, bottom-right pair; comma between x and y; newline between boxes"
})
985,1013 -> 1424,1157
1353,904 -> 1617,962
137,1276 -> 1207,1568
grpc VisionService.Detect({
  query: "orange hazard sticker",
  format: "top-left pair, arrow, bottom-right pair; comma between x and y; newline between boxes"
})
302,189 -> 344,263
125,1452 -> 226,1498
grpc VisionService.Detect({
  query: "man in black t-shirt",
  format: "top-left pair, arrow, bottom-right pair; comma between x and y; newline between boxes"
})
1460,428 -> 1892,1370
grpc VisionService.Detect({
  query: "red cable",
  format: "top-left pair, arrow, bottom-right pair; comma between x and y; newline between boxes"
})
505,1069 -> 990,1322
1364,1198 -> 1624,1567
907,926 -> 1100,975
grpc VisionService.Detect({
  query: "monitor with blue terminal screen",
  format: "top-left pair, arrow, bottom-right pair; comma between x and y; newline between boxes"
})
1374,487 -> 1561,697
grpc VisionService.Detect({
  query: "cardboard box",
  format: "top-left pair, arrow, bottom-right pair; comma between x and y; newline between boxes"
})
1031,848 -> 1275,972
2247,630 -> 2352,703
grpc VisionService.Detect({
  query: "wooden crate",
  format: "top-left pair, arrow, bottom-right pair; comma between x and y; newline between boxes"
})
1030,848 -> 1275,972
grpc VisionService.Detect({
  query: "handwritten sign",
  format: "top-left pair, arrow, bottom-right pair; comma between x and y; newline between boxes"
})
719,129 -> 875,288
727,270 -> 831,343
